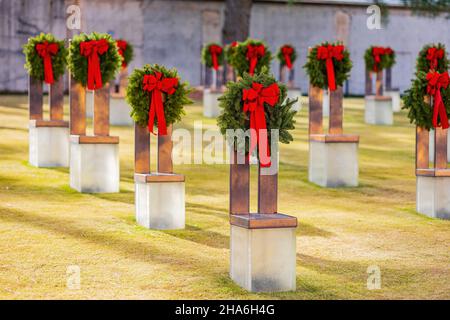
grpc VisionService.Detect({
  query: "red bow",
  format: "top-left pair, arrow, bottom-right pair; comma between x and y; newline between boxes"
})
427,48 -> 444,71
242,82 -> 280,167
384,47 -> 394,55
246,44 -> 265,75
427,71 -> 450,129
116,40 -> 128,68
372,47 -> 387,72
80,39 -> 109,90
142,72 -> 178,135
317,44 -> 344,91
35,41 -> 59,84
231,41 -> 238,48
281,45 -> 294,69
209,45 -> 222,71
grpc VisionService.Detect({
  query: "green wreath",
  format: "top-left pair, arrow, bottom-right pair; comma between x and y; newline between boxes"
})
68,32 -> 122,87
116,39 -> 134,68
23,33 -> 68,82
126,64 -> 192,128
225,41 -> 239,65
230,39 -> 272,77
416,43 -> 448,74
303,41 -> 352,89
276,44 -> 297,67
217,67 -> 296,155
402,71 -> 450,129
201,42 -> 224,69
364,46 -> 396,71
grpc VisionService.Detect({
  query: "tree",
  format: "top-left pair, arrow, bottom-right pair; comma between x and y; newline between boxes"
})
222,0 -> 253,45
403,0 -> 450,18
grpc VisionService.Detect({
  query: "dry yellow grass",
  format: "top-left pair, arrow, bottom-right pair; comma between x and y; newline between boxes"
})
0,94 -> 449,299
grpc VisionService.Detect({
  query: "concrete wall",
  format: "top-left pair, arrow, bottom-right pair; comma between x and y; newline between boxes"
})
1,0 -> 449,94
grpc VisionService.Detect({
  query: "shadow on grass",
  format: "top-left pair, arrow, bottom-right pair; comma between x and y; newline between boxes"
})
163,224 -> 229,250
91,189 -> 134,205
0,126 -> 27,132
296,222 -> 335,238
186,202 -> 228,221
0,206 -> 225,281
0,143 -> 27,159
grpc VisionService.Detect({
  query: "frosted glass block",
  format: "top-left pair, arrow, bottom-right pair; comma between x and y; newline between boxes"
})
364,96 -> 393,125
29,126 -> 69,167
286,88 -> 302,112
309,141 -> 358,187
416,176 -> 450,219
135,181 -> 185,229
70,142 -> 119,193
110,97 -> 133,126
86,90 -> 94,118
203,89 -> 222,118
323,89 -> 330,117
428,129 -> 450,162
230,225 -> 296,292
385,90 -> 401,112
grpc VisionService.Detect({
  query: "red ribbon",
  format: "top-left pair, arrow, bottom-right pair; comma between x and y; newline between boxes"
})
371,47 -> 387,72
242,82 -> 280,167
427,71 -> 450,129
427,48 -> 444,71
246,44 -> 265,75
142,72 -> 178,135
281,45 -> 294,69
317,44 -> 344,91
384,47 -> 394,55
35,41 -> 59,84
80,39 -> 109,90
209,45 -> 222,71
116,40 -> 128,68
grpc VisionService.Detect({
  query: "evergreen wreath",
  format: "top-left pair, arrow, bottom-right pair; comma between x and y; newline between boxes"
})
23,33 -> 68,82
303,41 -> 352,89
217,67 -> 296,155
116,39 -> 134,68
402,71 -> 450,130
364,46 -> 396,72
416,43 -> 448,73
201,42 -> 224,69
68,32 -> 122,87
225,41 -> 239,65
126,64 -> 192,128
230,39 -> 272,77
276,44 -> 297,68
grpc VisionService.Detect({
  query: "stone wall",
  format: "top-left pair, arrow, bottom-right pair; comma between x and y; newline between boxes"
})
1,0 -> 449,94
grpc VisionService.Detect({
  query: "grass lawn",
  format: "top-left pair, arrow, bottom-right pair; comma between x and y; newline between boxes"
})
0,94 -> 449,300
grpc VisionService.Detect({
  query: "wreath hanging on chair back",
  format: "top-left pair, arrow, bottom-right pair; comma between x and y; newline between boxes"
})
68,32 -> 122,90
230,39 -> 272,77
23,33 -> 68,84
126,64 -> 192,135
216,68 -> 296,167
403,43 -> 450,130
415,43 -> 448,74
402,71 -> 450,130
364,46 -> 396,72
276,44 -> 297,70
225,41 -> 239,66
116,39 -> 134,69
304,41 -> 352,91
201,43 -> 224,71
